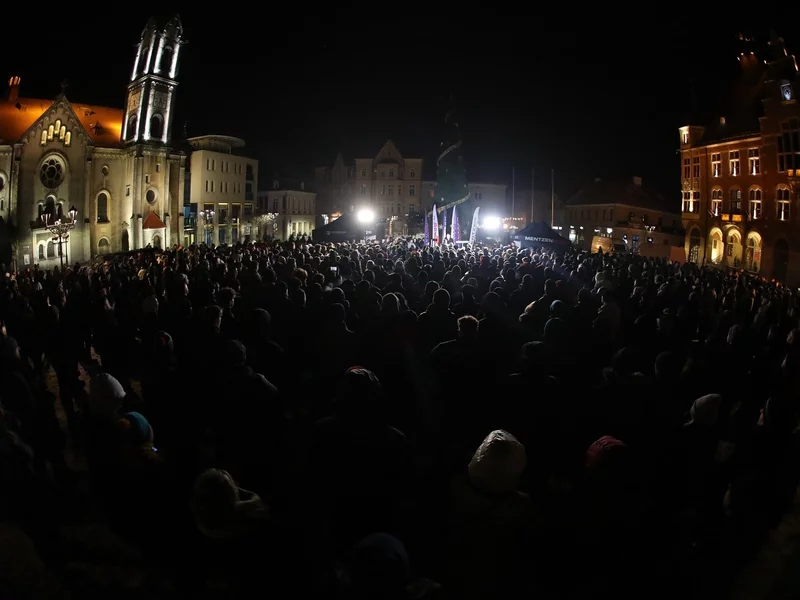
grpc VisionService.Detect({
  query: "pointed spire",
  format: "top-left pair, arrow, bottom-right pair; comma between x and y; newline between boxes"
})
59,79 -> 69,97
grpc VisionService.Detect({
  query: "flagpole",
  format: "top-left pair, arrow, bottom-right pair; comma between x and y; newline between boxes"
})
531,167 -> 535,224
511,166 -> 515,223
550,168 -> 555,228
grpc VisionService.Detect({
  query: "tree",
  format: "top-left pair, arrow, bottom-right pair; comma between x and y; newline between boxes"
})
433,100 -> 470,235
251,212 -> 278,241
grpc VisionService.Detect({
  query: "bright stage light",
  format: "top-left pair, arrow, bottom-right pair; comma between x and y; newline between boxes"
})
357,209 -> 375,223
483,216 -> 502,230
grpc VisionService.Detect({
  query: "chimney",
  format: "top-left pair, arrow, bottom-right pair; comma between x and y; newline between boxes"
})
7,76 -> 20,104
632,176 -> 643,186
720,116 -> 727,126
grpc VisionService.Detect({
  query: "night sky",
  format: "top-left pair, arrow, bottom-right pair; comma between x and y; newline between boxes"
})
5,13 -> 797,198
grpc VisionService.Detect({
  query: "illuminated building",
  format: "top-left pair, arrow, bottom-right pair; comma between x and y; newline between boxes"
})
187,136 -> 257,246
257,178 -> 316,240
556,177 -> 684,254
0,15 -> 185,267
679,32 -> 800,283
315,140 -> 423,223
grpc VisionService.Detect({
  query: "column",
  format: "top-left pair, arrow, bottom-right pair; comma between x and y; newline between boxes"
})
135,215 -> 143,249
164,214 -> 171,247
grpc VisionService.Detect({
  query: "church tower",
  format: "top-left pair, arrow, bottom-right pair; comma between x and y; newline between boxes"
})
122,15 -> 184,146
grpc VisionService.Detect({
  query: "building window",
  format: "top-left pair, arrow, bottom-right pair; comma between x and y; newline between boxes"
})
380,169 -> 385,178
409,184 -> 415,196
97,192 -> 109,222
410,169 -> 416,178
692,157 -> 700,178
360,184 -> 366,194
98,237 -> 110,254
729,150 -> 741,176
47,241 -> 55,258
691,191 -> 700,212
145,174 -> 150,184
749,188 -> 762,219
682,131 -> 689,144
397,185 -> 402,196
39,155 -> 65,189
682,191 -> 693,213
149,114 -> 164,139
40,130 -> 47,145
361,168 -> 366,177
778,119 -> 800,173
381,185 -> 386,195
683,157 -> 690,178
388,185 -> 393,196
730,188 -> 742,213
38,245 -> 44,260
711,189 -> 723,215
748,148 -> 760,175
777,186 -> 791,220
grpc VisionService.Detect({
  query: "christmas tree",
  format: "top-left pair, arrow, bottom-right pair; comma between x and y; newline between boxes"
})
434,99 -> 470,215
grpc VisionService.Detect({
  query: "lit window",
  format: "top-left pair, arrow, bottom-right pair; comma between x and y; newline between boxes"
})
748,188 -> 762,219
778,119 -> 800,172
683,157 -> 690,178
730,188 -> 742,213
692,157 -> 700,178
682,191 -> 692,213
777,186 -> 791,220
692,191 -> 700,212
40,130 -> 47,146
711,189 -> 723,215
59,126 -> 66,141
47,125 -> 54,141
409,184 -> 416,196
748,148 -> 760,174
711,153 -> 721,177
410,169 -> 416,178
729,150 -> 741,176
64,132 -> 71,146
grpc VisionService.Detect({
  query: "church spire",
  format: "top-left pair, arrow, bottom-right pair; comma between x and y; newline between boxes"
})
122,14 -> 185,146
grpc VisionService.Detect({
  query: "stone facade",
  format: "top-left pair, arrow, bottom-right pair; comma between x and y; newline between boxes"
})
0,15 -> 185,268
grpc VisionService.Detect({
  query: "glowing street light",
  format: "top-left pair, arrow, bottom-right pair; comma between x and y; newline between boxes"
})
357,208 -> 375,242
357,208 -> 375,223
483,215 -> 502,230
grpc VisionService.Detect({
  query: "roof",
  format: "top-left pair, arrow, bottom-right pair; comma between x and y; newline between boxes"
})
566,178 -> 673,213
0,95 -> 123,147
142,212 -> 166,230
187,135 -> 245,152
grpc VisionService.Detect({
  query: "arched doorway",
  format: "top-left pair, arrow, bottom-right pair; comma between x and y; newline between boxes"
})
98,237 -> 110,255
688,227 -> 701,263
745,232 -> 762,272
726,230 -> 743,266
152,234 -> 162,249
774,238 -> 790,282
709,228 -> 723,263
121,229 -> 129,252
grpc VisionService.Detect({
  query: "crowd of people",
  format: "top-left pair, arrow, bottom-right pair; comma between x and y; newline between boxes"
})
0,235 -> 798,598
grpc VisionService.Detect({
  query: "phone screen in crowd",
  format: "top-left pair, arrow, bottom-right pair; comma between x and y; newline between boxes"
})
330,266 -> 338,274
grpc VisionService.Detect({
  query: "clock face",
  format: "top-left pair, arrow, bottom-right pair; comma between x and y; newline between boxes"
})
782,84 -> 793,101
128,91 -> 141,112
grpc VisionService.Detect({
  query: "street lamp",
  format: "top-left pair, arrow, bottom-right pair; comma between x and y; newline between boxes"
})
357,208 -> 375,243
199,209 -> 215,245
42,205 -> 78,269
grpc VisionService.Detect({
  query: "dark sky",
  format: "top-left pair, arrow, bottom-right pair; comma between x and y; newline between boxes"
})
5,12 -> 797,196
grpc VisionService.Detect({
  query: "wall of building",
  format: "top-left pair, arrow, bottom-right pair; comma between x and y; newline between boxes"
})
189,148 -> 257,245
257,187 -> 316,240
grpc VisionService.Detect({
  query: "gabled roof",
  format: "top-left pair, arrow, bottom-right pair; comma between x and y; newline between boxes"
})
373,139 -> 405,166
142,212 -> 166,230
0,95 -> 123,147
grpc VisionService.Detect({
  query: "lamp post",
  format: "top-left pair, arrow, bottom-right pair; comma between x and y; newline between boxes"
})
199,209 -> 214,245
42,205 -> 78,270
357,208 -> 375,243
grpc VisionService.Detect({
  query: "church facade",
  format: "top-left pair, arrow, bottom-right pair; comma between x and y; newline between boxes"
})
0,15 -> 186,268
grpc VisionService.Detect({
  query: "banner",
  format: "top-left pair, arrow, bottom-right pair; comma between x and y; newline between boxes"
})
452,206 -> 460,243
423,212 -> 429,246
442,208 -> 448,242
469,206 -> 480,246
432,204 -> 439,245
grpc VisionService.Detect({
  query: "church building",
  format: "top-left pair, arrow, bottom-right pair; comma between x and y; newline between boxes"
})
0,15 -> 186,268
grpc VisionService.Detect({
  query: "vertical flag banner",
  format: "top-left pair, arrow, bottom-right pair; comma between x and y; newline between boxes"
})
423,211 -> 430,246
469,206 -> 481,245
452,206 -> 461,243
442,208 -> 448,242
432,204 -> 439,245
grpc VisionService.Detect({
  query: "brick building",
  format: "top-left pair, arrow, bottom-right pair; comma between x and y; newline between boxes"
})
679,32 -> 800,284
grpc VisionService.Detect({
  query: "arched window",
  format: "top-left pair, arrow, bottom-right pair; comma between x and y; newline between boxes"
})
126,115 -> 137,141
37,203 -> 44,218
56,202 -> 63,219
729,188 -> 742,213
45,195 -> 55,216
47,125 -> 54,141
40,130 -> 47,146
159,45 -> 173,74
38,245 -> 44,260
98,238 -> 110,254
97,192 -> 109,222
121,229 -> 129,252
46,241 -> 55,258
149,114 -> 163,140
749,187 -> 762,219
777,186 -> 791,221
711,189 -> 723,215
